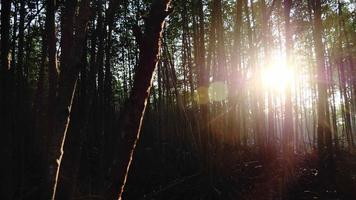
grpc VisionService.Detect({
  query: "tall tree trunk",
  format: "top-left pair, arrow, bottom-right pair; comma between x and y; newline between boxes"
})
283,0 -> 294,153
231,0 -> 243,145
194,0 -> 209,166
91,1 -> 105,194
45,0 -> 91,199
56,42 -> 88,200
46,1 -> 59,187
103,1 -> 120,173
1,1 -> 13,199
103,1 -> 172,199
60,0 -> 77,71
313,0 -> 334,174
14,1 -> 27,195
282,1 -> 295,188
17,0 -> 25,81
338,0 -> 355,149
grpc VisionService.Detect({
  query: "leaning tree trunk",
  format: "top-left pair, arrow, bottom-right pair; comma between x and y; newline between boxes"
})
44,0 -> 91,199
103,0 -> 172,199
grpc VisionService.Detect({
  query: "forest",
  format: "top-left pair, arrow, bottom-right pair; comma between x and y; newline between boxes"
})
0,0 -> 356,199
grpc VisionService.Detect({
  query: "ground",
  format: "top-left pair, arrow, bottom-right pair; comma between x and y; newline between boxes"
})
123,145 -> 356,200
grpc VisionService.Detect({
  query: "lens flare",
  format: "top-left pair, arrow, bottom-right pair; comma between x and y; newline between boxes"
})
261,56 -> 294,93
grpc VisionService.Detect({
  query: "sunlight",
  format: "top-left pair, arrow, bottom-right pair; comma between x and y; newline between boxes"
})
261,55 -> 294,93
209,81 -> 228,102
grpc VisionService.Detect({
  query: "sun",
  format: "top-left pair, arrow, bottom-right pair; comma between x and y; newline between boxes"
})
261,56 -> 294,93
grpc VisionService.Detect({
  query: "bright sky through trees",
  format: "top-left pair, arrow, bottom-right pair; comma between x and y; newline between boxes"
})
261,53 -> 294,93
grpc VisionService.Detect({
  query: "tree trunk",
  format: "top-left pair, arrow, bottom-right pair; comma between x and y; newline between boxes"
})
46,1 -> 59,186
103,1 -> 172,199
229,0 -> 242,146
313,0 -> 334,175
1,1 -> 13,199
283,0 -> 294,154
45,0 -> 91,199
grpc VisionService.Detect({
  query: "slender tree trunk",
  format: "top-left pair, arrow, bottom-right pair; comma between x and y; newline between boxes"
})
103,0 -> 120,174
281,1 -> 295,191
283,0 -> 294,154
338,0 -> 355,149
336,16 -> 353,151
45,0 -> 91,199
194,0 -> 209,167
104,1 -> 172,199
46,1 -> 59,184
313,0 -> 334,174
92,2 -> 105,193
14,1 -> 27,195
17,0 -> 25,81
1,1 -> 13,199
60,0 -> 77,71
229,0 -> 243,146
56,42 -> 88,200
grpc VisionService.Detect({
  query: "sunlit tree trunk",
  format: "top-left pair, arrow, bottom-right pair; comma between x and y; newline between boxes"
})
281,2 -> 295,191
45,0 -> 91,199
261,0 -> 277,154
103,1 -> 172,199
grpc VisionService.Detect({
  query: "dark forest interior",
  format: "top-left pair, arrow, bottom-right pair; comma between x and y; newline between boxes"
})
1,0 -> 356,199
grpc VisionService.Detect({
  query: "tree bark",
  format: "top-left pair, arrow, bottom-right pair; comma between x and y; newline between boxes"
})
103,1 -> 172,199
283,0 -> 294,152
46,1 -> 59,184
45,0 -> 91,199
313,0 -> 334,174
229,0 -> 242,146
1,1 -> 13,199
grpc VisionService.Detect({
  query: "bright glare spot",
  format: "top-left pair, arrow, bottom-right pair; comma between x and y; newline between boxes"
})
196,86 -> 209,104
209,81 -> 228,102
261,57 -> 294,93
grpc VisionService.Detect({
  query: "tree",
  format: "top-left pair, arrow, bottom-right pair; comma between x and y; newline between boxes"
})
1,1 -> 13,199
2,0 -> 356,199
229,0 -> 243,146
45,0 -> 91,199
103,0 -> 172,199
313,0 -> 334,172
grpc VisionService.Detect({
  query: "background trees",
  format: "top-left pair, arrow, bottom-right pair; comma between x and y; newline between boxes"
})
0,0 -> 355,199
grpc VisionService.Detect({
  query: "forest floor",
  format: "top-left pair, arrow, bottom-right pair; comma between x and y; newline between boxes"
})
124,146 -> 356,200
